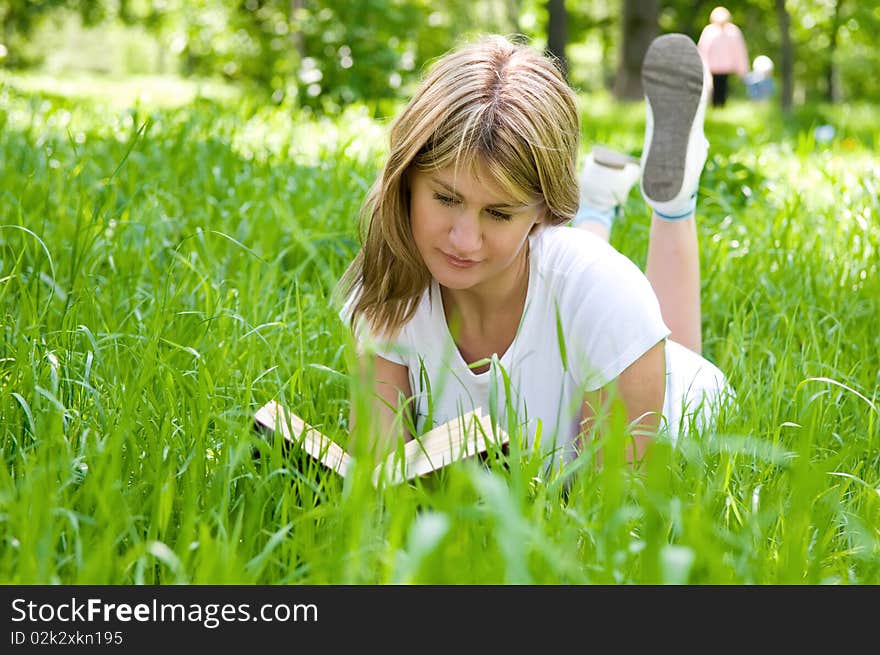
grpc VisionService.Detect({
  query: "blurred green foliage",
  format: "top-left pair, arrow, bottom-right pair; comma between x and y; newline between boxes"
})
2,1 -> 879,111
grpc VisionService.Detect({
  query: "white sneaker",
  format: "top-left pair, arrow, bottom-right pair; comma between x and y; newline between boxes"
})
639,34 -> 710,219
573,145 -> 640,229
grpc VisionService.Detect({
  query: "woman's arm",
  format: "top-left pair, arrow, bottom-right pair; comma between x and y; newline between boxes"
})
579,339 -> 666,466
350,353 -> 414,460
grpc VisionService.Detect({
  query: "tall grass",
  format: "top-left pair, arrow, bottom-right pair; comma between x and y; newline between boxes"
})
1,77 -> 878,584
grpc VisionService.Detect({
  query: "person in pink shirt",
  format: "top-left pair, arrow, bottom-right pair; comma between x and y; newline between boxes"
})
697,6 -> 750,107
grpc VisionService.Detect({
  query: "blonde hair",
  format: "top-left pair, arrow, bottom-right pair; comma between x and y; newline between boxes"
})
338,34 -> 580,338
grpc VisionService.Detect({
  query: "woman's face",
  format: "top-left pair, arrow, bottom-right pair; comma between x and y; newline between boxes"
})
408,161 -> 543,294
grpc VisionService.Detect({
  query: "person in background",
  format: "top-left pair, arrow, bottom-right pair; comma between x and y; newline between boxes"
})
697,6 -> 750,107
745,55 -> 775,101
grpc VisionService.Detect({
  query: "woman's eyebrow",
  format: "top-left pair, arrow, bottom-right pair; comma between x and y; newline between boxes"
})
429,176 -> 525,209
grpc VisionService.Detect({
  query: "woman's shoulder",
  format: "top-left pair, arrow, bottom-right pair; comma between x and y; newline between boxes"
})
529,225 -> 658,316
531,225 -> 639,279
533,223 -> 601,258
339,281 -> 436,354
393,283 -> 441,340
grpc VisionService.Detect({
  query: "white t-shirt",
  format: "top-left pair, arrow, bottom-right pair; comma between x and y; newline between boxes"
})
346,226 -> 730,466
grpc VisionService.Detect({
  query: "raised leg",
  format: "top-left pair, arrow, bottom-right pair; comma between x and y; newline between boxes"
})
645,213 -> 702,354
639,34 -> 710,355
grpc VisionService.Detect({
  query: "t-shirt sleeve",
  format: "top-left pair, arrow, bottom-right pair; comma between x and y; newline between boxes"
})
338,288 -> 408,366
565,248 -> 670,392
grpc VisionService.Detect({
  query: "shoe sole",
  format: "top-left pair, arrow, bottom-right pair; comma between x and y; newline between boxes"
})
592,144 -> 640,170
641,34 -> 706,203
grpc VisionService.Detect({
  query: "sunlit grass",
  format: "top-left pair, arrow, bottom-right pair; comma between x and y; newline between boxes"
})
0,71 -> 241,109
1,78 -> 878,584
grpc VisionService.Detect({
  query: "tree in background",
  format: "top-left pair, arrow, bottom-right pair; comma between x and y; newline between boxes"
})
0,0 -> 105,67
776,0 -> 793,111
4,0 -> 880,110
659,0 -> 716,42
546,0 -> 568,76
824,0 -> 844,102
175,0 -> 499,112
613,0 -> 658,100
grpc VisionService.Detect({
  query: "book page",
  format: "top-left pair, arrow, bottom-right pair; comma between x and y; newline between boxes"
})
254,401 -> 354,478
374,409 -> 508,486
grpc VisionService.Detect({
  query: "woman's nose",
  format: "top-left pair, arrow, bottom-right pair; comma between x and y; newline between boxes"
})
448,211 -> 482,254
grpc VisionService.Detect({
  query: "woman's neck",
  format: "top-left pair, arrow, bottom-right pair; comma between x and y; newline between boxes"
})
440,241 -> 531,334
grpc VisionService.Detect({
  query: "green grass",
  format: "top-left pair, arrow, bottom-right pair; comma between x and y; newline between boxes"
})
1,75 -> 878,584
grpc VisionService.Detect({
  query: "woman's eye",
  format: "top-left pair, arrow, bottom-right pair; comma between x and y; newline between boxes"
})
433,193 -> 457,206
486,208 -> 512,221
432,192 -> 511,221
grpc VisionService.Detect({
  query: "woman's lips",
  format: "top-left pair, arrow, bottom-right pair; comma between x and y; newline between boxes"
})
442,251 -> 480,268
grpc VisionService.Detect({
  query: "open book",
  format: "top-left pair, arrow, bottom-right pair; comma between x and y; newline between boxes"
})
253,400 -> 509,487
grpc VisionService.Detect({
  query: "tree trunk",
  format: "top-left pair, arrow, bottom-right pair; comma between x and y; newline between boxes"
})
2,8 -> 15,68
776,0 -> 794,111
600,17 -> 614,89
613,0 -> 659,100
546,0 -> 568,77
825,0 -> 843,102
290,0 -> 306,59
506,0 -> 521,35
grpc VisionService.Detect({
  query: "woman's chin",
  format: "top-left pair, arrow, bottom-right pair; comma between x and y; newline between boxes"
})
432,270 -> 479,290
424,256 -> 484,289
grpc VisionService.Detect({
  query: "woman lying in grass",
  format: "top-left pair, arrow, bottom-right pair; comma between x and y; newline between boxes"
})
338,33 -> 732,470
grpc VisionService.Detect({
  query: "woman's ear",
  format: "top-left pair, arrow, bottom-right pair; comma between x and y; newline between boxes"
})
529,212 -> 545,234
529,204 -> 549,232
